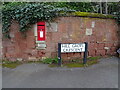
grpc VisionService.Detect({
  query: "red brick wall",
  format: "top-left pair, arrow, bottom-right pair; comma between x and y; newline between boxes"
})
2,17 -> 120,61
0,24 -> 2,59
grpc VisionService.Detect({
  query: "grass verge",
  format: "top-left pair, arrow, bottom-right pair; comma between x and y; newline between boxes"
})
2,61 -> 22,69
64,59 -> 99,68
2,60 -> 42,69
49,56 -> 101,68
2,56 -> 101,68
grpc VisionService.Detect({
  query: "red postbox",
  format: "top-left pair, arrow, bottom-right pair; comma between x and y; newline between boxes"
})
37,22 -> 45,41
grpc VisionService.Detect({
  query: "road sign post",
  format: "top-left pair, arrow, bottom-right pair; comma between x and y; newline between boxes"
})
83,42 -> 88,64
58,42 -> 88,66
58,43 -> 62,66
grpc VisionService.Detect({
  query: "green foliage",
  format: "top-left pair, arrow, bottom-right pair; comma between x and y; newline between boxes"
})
63,59 -> 98,68
49,59 -> 99,68
105,2 -> 120,24
64,63 -> 84,68
2,2 -> 73,37
42,57 -> 58,64
87,56 -> 101,60
45,2 -> 94,12
49,56 -> 100,68
2,2 -> 120,37
27,60 -> 42,63
65,2 -> 94,12
2,60 -> 22,68
44,2 -> 120,24
113,2 -> 120,24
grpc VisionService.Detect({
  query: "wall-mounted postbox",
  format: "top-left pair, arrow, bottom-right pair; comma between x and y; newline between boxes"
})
37,22 -> 45,41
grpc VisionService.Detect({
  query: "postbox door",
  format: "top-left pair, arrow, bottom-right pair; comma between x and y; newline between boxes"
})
37,22 -> 45,41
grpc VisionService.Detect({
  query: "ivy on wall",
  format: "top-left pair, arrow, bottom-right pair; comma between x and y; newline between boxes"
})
2,3 -> 73,38
2,2 -> 120,38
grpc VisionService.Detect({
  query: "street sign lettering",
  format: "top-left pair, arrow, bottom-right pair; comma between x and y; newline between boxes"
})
61,43 -> 85,53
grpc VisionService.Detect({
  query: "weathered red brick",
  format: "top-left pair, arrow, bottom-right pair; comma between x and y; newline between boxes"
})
27,37 -> 35,49
5,53 -> 11,58
110,47 -> 117,52
38,51 -> 45,57
88,43 -> 97,50
97,43 -> 105,50
89,36 -> 97,42
61,53 -> 68,60
73,53 -> 81,58
88,49 -> 96,57
31,50 -> 38,57
113,43 -> 118,47
52,33 -> 61,43
26,29 -> 34,36
96,50 -> 106,56
80,53 -> 84,58
45,52 -> 51,57
2,18 -> 119,61
67,53 -> 74,57
51,52 -> 57,58
105,43 -> 113,47
106,49 -> 110,55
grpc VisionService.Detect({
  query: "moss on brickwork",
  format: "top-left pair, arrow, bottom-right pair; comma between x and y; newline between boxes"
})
67,12 -> 114,19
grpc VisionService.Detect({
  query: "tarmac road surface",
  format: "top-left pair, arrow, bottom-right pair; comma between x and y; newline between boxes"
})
2,57 -> 119,88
